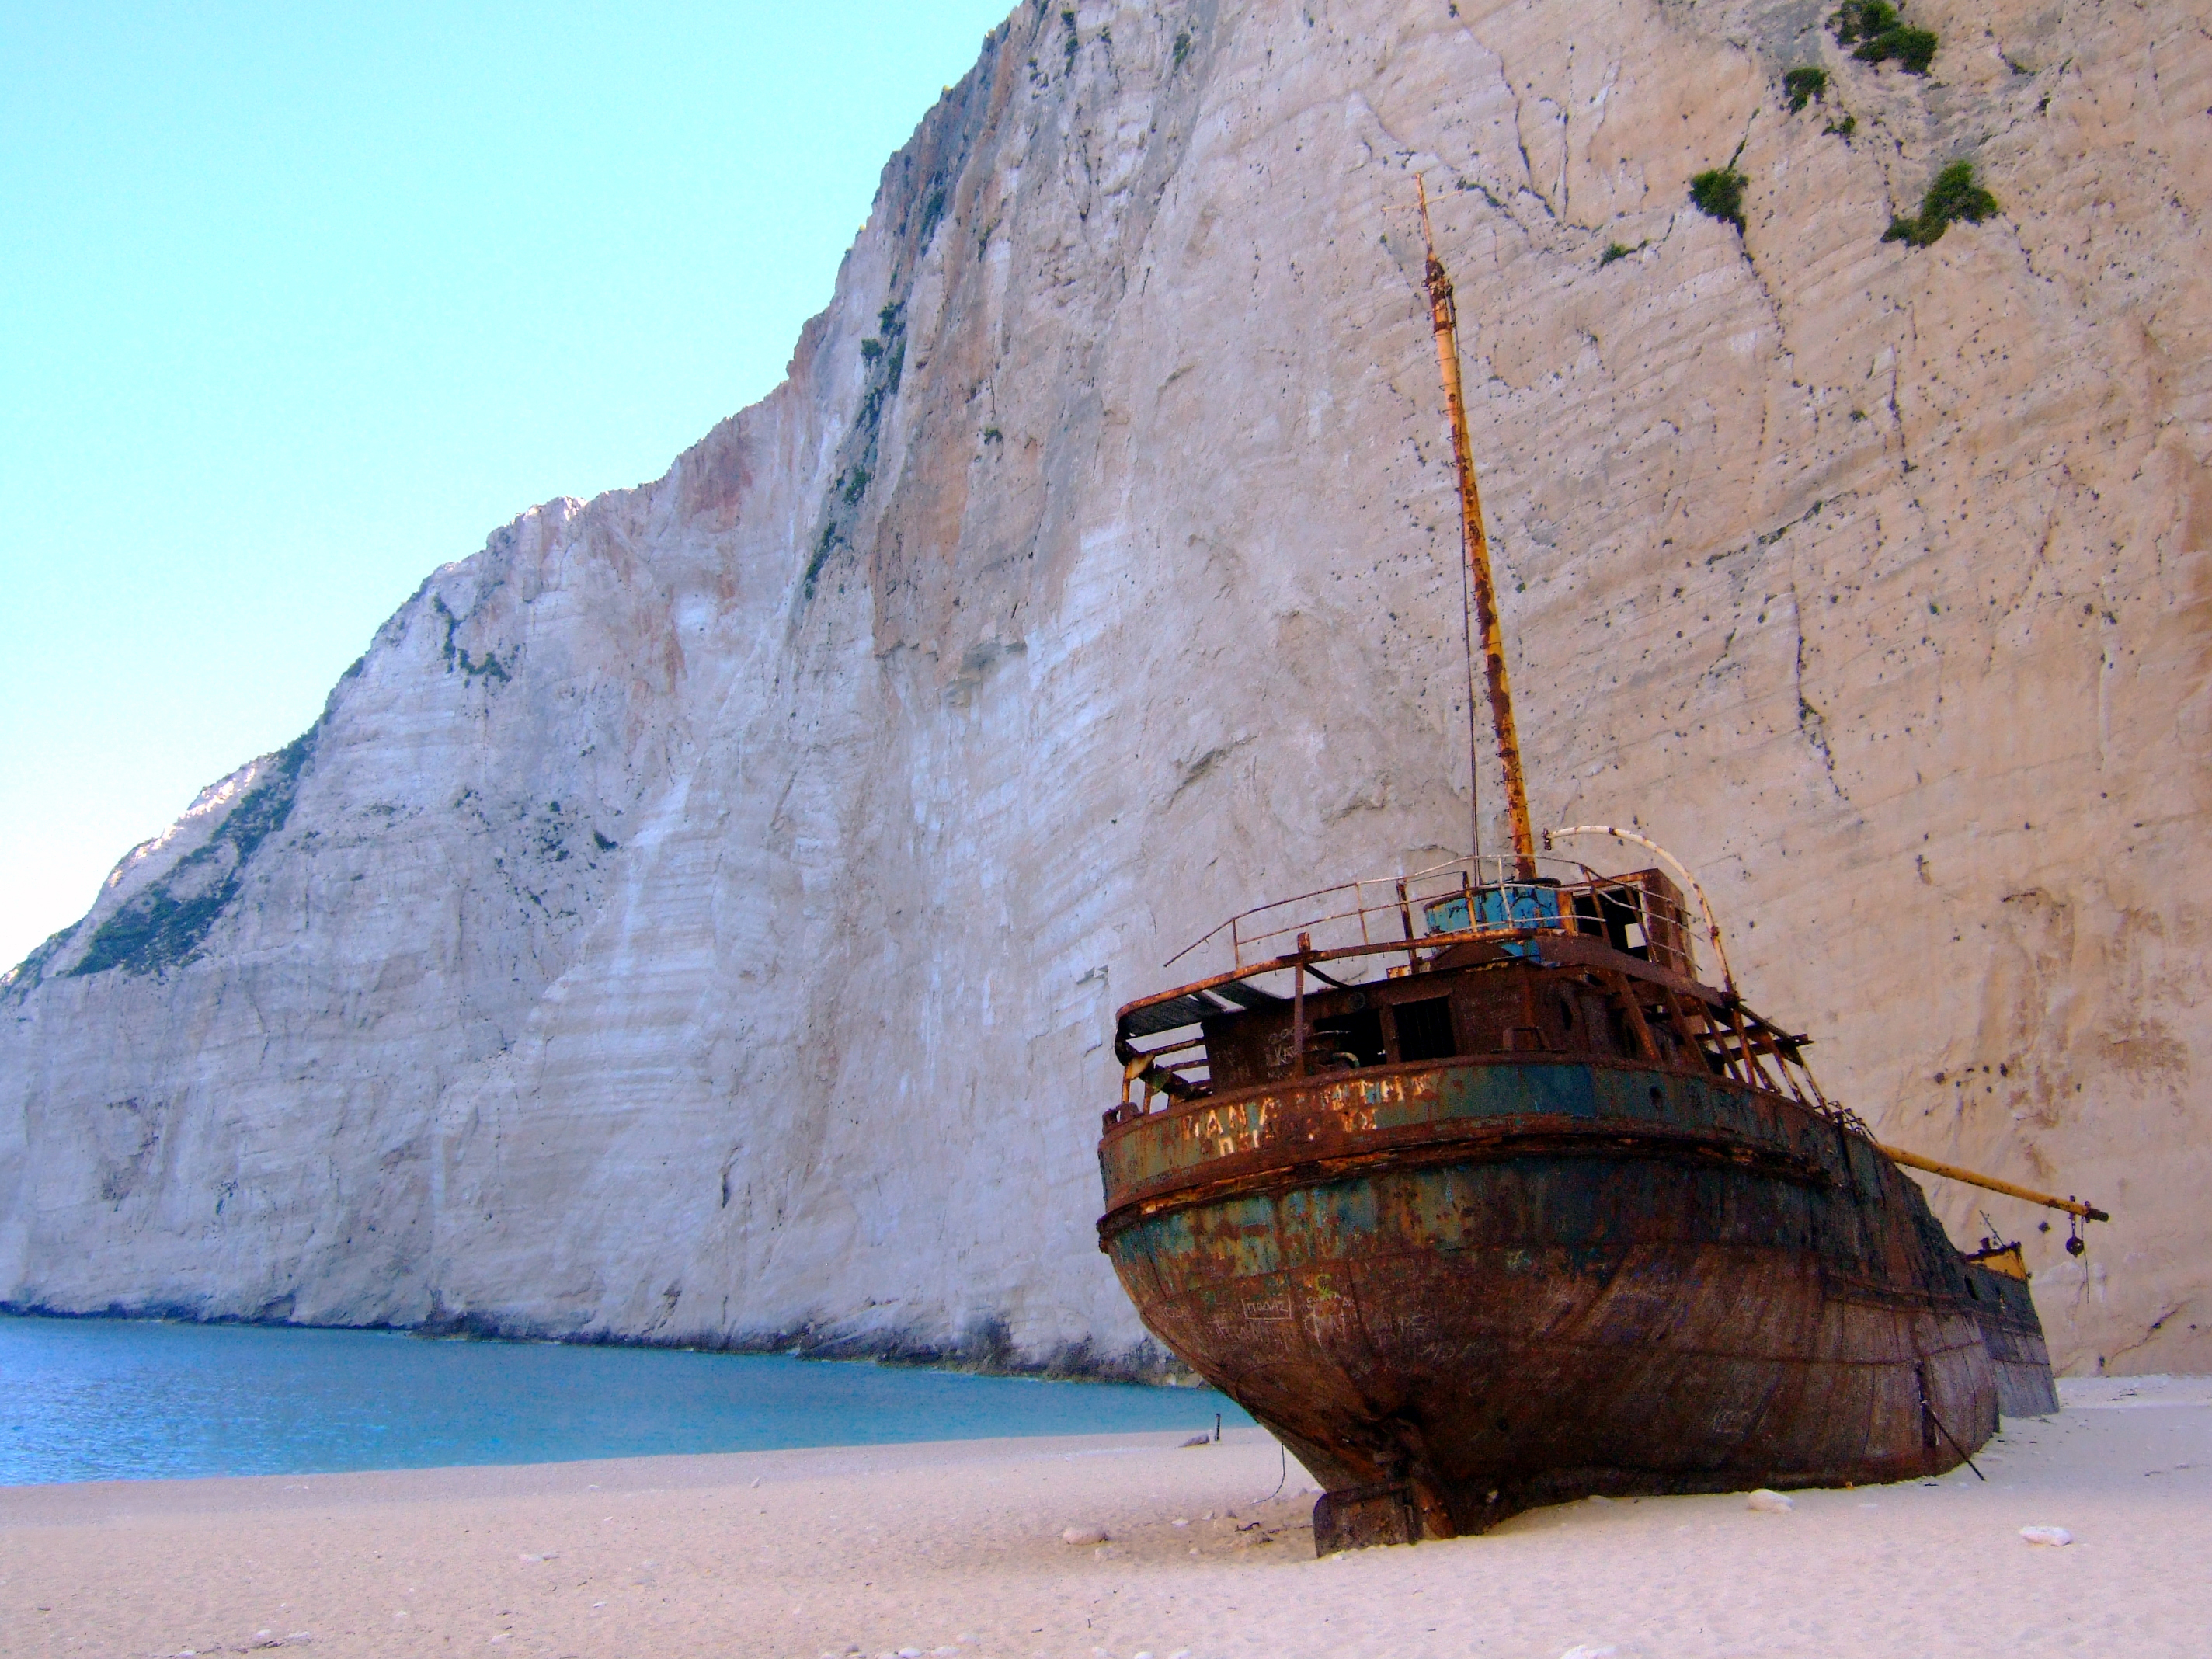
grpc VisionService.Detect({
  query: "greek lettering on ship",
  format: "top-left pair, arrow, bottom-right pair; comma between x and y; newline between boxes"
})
1180,1100 -> 1275,1160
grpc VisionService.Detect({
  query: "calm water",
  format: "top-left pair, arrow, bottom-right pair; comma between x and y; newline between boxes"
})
0,1314 -> 1249,1486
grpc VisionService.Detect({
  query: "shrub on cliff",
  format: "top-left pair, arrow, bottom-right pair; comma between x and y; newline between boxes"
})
1689,166 -> 1747,231
1883,160 -> 2001,247
1832,0 -> 1939,73
1783,67 -> 1828,111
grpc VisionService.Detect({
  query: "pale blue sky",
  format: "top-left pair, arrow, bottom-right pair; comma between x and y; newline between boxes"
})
0,2 -> 1017,969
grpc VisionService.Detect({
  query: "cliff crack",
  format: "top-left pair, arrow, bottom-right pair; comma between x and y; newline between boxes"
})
1789,585 -> 1853,808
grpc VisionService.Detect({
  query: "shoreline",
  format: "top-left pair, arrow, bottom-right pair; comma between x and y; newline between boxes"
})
0,1303 -> 1201,1387
6,1377 -> 2206,1657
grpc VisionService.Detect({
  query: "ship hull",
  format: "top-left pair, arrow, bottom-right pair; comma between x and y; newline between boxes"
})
1100,1054 -> 2038,1549
1963,1250 -> 2063,1418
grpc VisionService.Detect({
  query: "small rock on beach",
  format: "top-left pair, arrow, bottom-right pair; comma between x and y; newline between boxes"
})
1062,1525 -> 1108,1546
1746,1489 -> 1795,1513
2020,1525 -> 2075,1546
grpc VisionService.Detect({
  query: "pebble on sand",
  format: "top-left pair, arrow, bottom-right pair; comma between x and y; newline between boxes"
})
1062,1525 -> 1108,1546
1559,1646 -> 1621,1659
1746,1489 -> 1795,1513
2020,1525 -> 2075,1546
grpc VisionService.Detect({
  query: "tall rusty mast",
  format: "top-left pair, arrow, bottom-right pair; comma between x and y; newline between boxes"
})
1418,176 -> 1537,882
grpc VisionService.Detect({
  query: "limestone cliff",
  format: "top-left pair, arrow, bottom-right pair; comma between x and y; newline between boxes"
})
4,0 -> 2207,1376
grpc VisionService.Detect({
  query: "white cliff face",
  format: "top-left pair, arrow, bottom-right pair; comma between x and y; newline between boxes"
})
3,0 -> 2206,1376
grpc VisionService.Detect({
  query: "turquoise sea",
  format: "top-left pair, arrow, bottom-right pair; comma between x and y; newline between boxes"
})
0,1313 -> 1250,1486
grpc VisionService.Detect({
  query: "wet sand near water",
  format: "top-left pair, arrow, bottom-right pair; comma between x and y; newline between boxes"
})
3,1378 -> 2204,1658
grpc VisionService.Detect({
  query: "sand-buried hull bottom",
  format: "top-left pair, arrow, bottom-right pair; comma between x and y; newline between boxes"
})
1099,958 -> 2058,1553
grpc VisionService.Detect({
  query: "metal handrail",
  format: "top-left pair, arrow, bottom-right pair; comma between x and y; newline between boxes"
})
1545,826 -> 1737,996
1163,854 -> 1698,981
1116,921 -> 1847,1131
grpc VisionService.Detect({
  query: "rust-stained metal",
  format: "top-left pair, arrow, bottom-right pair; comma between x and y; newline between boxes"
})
1874,1145 -> 2110,1224
1419,177 -> 1534,880
1097,877 -> 2088,1552
1548,824 -> 1739,997
1094,204 -> 2100,1557
1960,1238 -> 2063,1417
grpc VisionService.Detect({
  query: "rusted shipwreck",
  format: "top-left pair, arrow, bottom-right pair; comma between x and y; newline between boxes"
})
1094,190 -> 2106,1555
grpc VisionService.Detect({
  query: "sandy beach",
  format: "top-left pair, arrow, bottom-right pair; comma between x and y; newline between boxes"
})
5,1376 -> 2205,1659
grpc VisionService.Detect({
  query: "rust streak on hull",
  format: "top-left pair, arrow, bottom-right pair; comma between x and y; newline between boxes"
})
1097,927 -> 2061,1553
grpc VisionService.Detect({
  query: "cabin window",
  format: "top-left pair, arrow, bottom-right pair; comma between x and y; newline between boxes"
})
1393,997 -> 1457,1063
1570,891 -> 1604,939
1605,887 -> 1652,958
1575,886 -> 1653,958
1312,1007 -> 1386,1069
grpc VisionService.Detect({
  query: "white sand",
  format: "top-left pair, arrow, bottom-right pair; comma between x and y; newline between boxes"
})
4,1376 -> 2205,1659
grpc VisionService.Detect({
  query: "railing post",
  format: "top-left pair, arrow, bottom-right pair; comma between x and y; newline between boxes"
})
1602,969 -> 1661,1062
1730,1001 -> 1782,1094
1292,930 -> 1311,1078
1396,879 -> 1420,972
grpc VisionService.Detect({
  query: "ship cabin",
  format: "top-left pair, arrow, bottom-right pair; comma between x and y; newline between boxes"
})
1108,857 -> 1832,1125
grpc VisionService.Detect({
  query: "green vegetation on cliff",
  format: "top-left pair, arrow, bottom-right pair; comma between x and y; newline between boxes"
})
68,729 -> 318,979
1885,161 -> 2001,247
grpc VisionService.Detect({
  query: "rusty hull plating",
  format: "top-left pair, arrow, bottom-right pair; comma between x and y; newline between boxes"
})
1096,861 -> 2060,1553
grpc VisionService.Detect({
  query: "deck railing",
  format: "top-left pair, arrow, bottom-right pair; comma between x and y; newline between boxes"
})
1112,860 -> 1883,1154
1163,854 -> 1697,983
